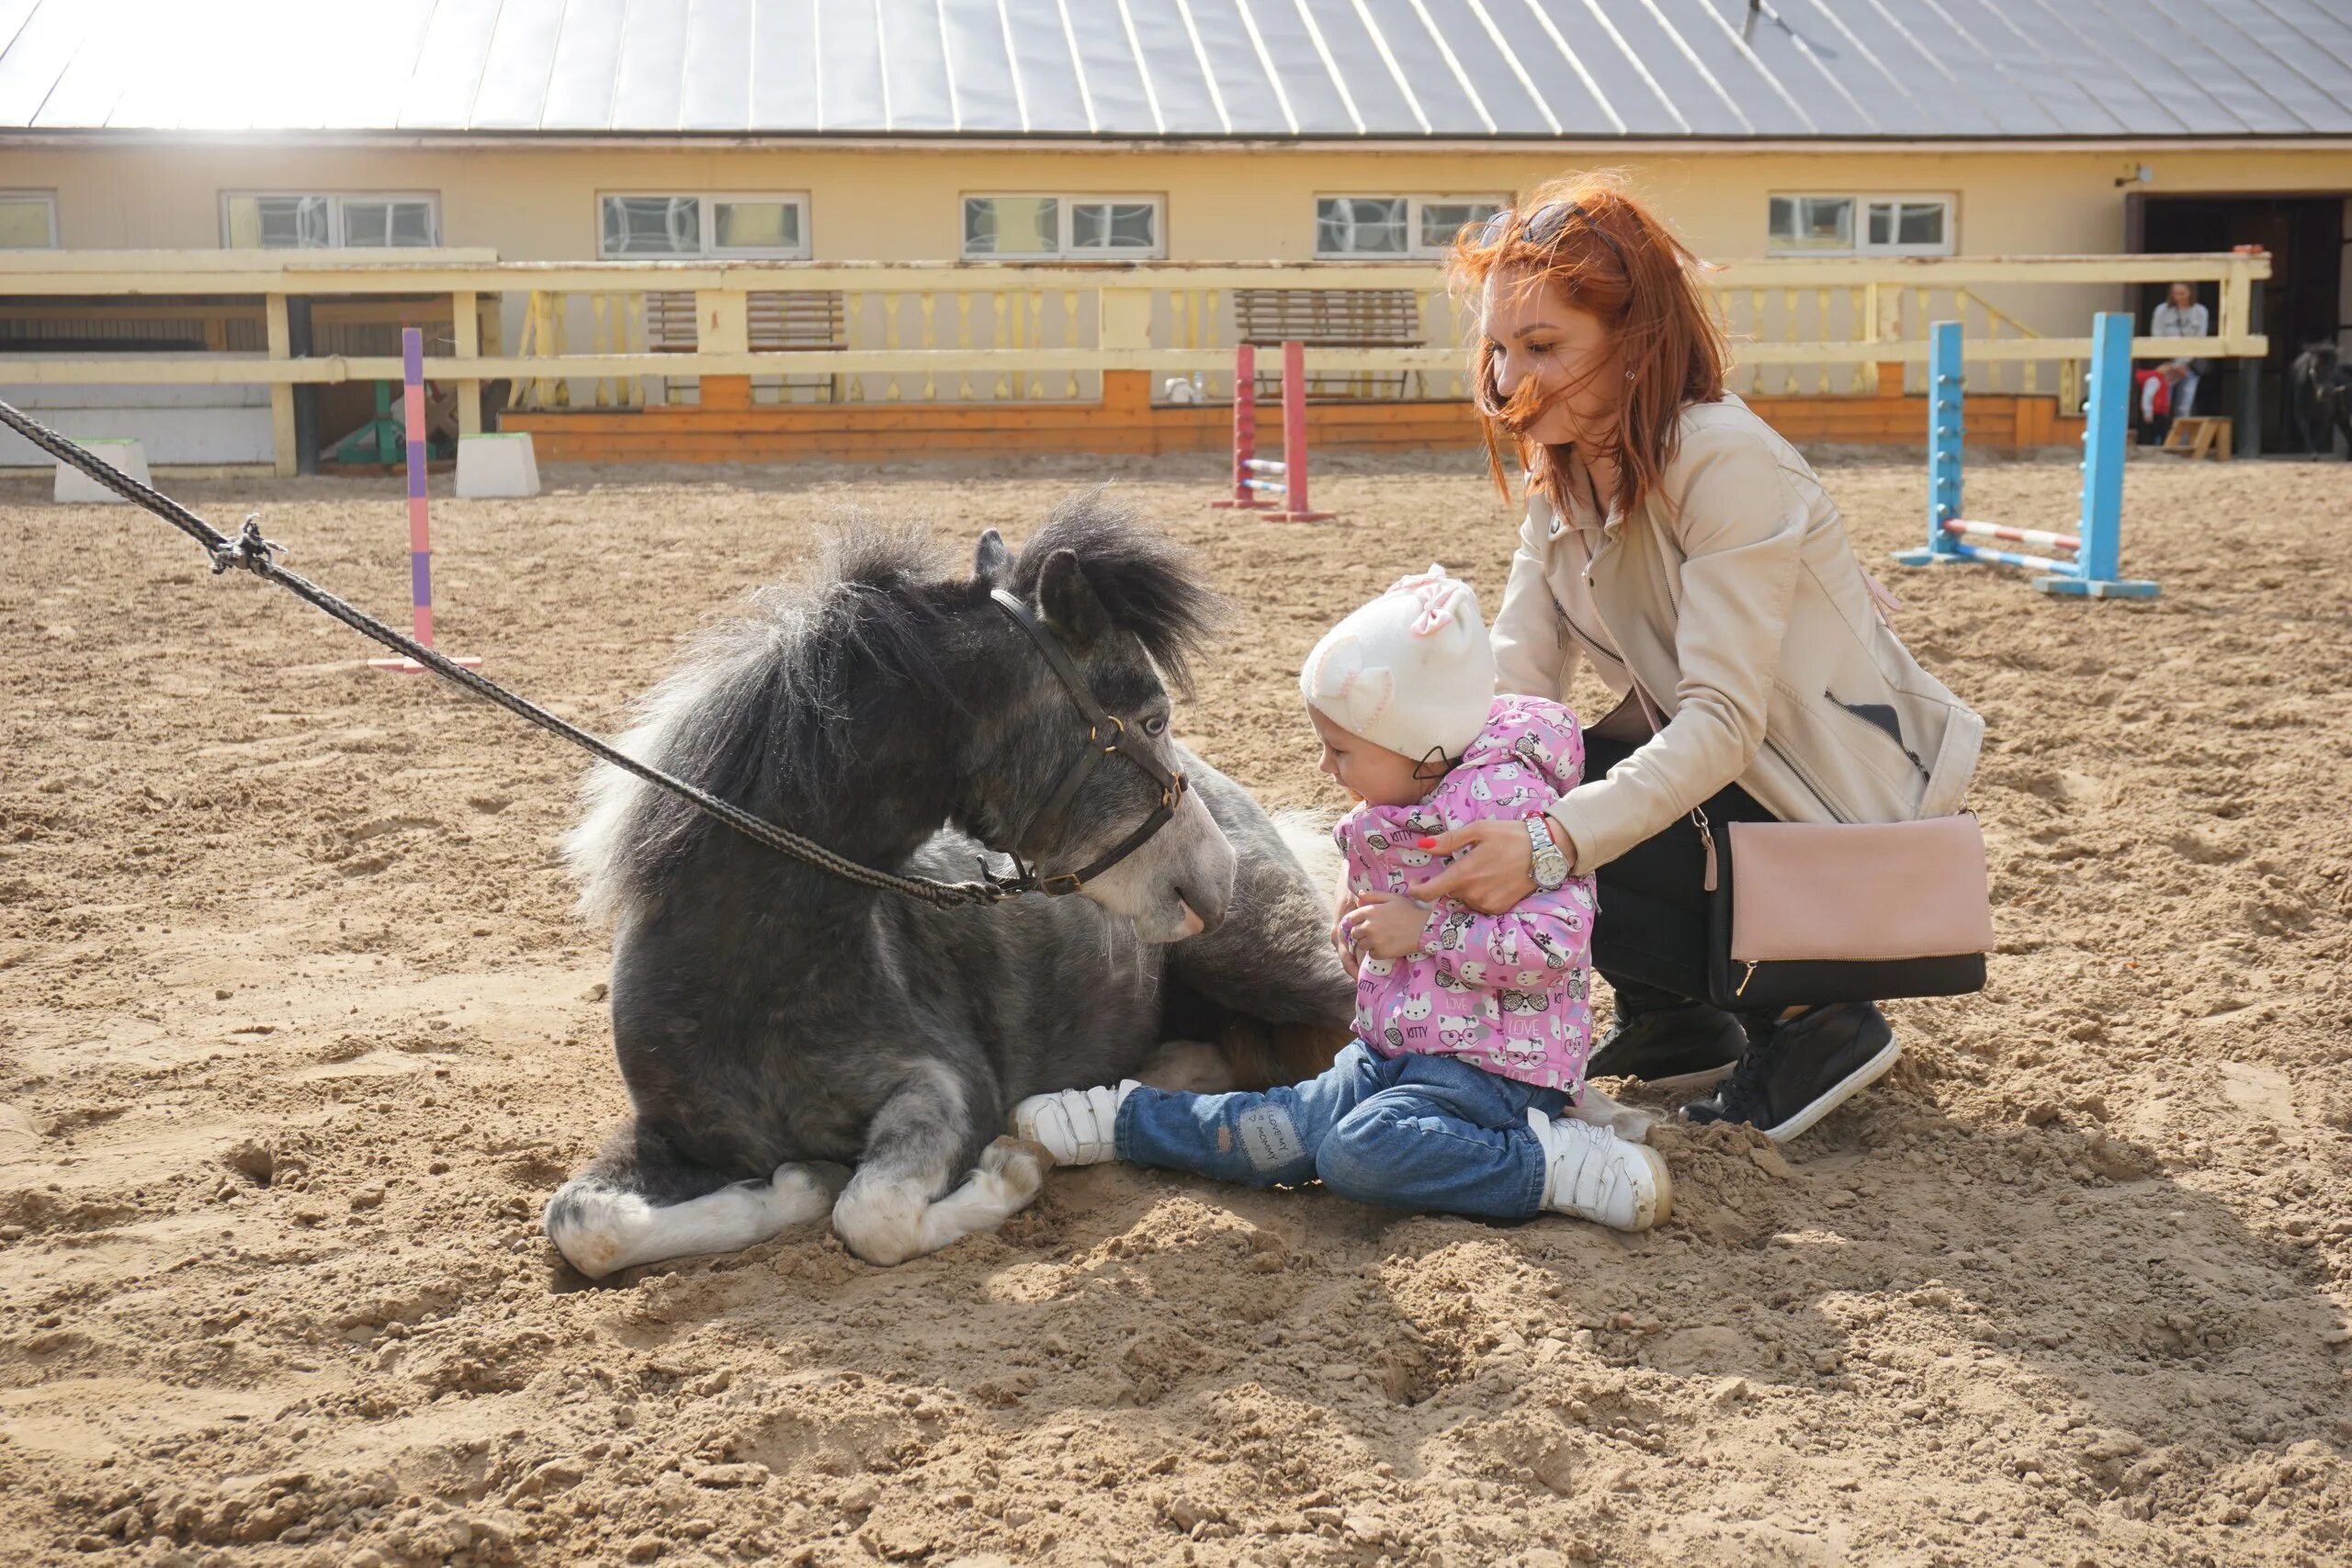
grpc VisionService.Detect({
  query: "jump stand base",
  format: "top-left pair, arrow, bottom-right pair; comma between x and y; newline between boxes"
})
2033,577 -> 2159,600
1261,510 -> 1335,523
1208,499 -> 1269,510
1892,313 -> 2155,603
368,655 -> 485,674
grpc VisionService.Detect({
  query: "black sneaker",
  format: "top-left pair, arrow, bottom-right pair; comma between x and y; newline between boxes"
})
1585,1000 -> 1747,1093
1681,1002 -> 1900,1143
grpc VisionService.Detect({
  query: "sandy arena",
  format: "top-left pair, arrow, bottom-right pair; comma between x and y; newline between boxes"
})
3,446 -> 2349,1567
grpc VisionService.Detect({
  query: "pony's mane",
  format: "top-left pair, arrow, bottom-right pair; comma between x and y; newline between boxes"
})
564,494 -> 1220,924
1007,491 -> 1224,695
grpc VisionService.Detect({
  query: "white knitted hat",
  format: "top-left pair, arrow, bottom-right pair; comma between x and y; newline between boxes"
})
1300,565 -> 1496,763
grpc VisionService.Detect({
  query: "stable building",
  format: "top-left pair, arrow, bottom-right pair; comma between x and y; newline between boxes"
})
2,0 -> 2346,466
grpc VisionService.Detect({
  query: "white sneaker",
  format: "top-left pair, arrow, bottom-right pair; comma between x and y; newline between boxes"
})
1528,1109 -> 1673,1231
1012,1081 -> 1137,1167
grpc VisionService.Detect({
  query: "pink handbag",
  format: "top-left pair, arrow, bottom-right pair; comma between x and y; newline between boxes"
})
1703,814 -> 1993,1010
1604,682 -> 1994,1011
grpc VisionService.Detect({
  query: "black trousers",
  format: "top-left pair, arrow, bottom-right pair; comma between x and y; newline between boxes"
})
1581,732 -> 1781,1015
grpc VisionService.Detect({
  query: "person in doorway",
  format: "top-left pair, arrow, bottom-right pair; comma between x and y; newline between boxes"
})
2151,282 -> 2209,417
1385,175 -> 1983,1143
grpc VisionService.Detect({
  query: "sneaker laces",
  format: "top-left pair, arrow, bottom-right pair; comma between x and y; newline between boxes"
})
1715,1014 -> 1792,1121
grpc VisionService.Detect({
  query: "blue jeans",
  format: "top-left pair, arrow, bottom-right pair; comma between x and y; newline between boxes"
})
1115,1042 -> 1570,1221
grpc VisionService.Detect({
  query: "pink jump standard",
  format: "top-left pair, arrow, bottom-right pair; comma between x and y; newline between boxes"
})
1207,340 -> 1335,523
369,328 -> 481,675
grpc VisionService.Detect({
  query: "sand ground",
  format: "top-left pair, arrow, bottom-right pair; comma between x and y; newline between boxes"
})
3,446 -> 2349,1568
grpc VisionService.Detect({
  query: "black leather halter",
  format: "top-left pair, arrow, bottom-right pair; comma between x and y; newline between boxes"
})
987,587 -> 1189,897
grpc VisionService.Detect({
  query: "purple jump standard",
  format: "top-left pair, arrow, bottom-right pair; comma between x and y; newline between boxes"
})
370,327 -> 482,673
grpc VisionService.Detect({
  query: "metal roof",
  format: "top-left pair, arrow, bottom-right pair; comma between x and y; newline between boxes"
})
5,0 -> 2352,141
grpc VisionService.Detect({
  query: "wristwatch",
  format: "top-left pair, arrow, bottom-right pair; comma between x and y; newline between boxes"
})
1525,814 -> 1569,891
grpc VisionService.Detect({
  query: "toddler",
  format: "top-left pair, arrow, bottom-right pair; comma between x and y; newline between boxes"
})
1011,568 -> 1670,1231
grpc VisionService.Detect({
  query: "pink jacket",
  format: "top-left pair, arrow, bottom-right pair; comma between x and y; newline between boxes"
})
1333,695 -> 1599,1092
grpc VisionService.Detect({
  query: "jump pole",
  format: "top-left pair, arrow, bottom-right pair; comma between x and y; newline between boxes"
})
1891,312 -> 2155,600
1207,340 -> 1336,523
1208,344 -> 1261,511
369,327 -> 482,673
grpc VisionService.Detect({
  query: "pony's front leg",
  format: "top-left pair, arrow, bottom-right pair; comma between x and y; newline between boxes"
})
832,1061 -> 1045,1267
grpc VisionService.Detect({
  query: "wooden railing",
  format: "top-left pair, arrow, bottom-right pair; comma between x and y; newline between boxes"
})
0,249 -> 2270,472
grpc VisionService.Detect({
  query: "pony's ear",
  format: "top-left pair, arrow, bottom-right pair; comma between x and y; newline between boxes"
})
974,528 -> 1012,584
1037,548 -> 1110,647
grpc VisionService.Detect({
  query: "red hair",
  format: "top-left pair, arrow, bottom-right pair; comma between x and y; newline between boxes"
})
1446,175 -> 1726,514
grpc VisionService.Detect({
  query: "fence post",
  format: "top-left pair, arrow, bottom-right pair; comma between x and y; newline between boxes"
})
265,292 -> 296,477
1097,287 -> 1155,440
2234,265 -> 2262,457
453,290 -> 481,435
698,286 -> 751,412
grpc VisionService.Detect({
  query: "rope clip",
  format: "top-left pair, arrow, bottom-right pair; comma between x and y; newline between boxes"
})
209,514 -> 283,577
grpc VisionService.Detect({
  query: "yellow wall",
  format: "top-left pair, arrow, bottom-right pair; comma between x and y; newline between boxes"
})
8,141 -> 2350,264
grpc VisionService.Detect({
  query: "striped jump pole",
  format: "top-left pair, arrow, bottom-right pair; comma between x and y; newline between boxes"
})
1206,340 -> 1336,522
1893,312 -> 2155,600
369,327 -> 483,673
1208,344 -> 1260,511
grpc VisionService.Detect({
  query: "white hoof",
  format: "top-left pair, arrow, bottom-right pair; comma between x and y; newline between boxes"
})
831,1139 -> 1048,1267
545,1163 -> 835,1279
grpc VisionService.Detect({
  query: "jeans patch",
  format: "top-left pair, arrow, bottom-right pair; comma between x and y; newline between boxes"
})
1236,1104 -> 1306,1171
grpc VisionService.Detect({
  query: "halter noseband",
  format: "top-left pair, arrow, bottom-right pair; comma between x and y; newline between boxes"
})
985,587 -> 1189,897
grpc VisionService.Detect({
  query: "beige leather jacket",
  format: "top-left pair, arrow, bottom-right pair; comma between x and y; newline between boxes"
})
1492,395 -> 1983,873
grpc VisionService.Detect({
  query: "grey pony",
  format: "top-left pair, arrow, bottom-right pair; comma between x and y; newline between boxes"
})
546,497 -> 1352,1274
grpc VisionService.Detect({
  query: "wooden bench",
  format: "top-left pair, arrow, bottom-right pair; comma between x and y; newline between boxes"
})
2157,415 -> 2232,461
1232,288 -> 1426,400
646,290 -> 847,403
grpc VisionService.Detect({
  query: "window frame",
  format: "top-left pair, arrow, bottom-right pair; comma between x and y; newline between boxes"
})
0,190 -> 59,249
220,191 -> 442,250
959,193 -> 1165,261
594,191 -> 813,260
1313,194 -> 1509,260
1767,192 -> 1956,258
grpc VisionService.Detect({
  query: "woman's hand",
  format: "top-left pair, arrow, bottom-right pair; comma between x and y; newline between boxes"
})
1340,891 -> 1430,962
1408,818 -> 1542,915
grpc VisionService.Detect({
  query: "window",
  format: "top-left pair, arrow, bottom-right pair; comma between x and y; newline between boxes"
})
222,193 -> 439,249
1769,194 -> 1953,256
961,196 -> 1162,259
598,194 -> 810,258
0,191 -> 57,248
1317,196 -> 1506,259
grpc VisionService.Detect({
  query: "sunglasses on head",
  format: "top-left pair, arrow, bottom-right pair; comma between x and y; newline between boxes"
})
1476,200 -> 1630,276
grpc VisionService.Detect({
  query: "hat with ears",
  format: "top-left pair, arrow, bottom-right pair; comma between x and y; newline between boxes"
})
1299,565 -> 1496,763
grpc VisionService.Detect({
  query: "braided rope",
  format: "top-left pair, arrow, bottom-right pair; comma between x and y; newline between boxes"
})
0,400 -> 1013,910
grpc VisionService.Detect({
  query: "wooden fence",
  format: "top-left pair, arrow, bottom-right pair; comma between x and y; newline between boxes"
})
0,249 -> 2270,472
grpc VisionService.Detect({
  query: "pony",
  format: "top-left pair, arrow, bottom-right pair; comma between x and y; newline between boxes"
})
2289,342 -> 2352,458
546,497 -> 1353,1274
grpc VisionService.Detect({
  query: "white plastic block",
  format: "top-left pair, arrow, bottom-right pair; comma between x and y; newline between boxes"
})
53,438 -> 150,503
456,433 -> 540,499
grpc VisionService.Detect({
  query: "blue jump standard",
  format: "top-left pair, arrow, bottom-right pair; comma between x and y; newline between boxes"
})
1891,313 -> 2159,600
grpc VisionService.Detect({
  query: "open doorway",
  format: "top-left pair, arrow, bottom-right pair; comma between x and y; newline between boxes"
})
2126,194 -> 2347,453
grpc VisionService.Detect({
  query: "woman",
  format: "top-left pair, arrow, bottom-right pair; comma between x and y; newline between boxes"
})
1387,176 -> 1983,1142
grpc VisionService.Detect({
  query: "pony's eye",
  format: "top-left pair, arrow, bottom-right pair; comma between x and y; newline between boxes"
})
1143,715 -> 1169,738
